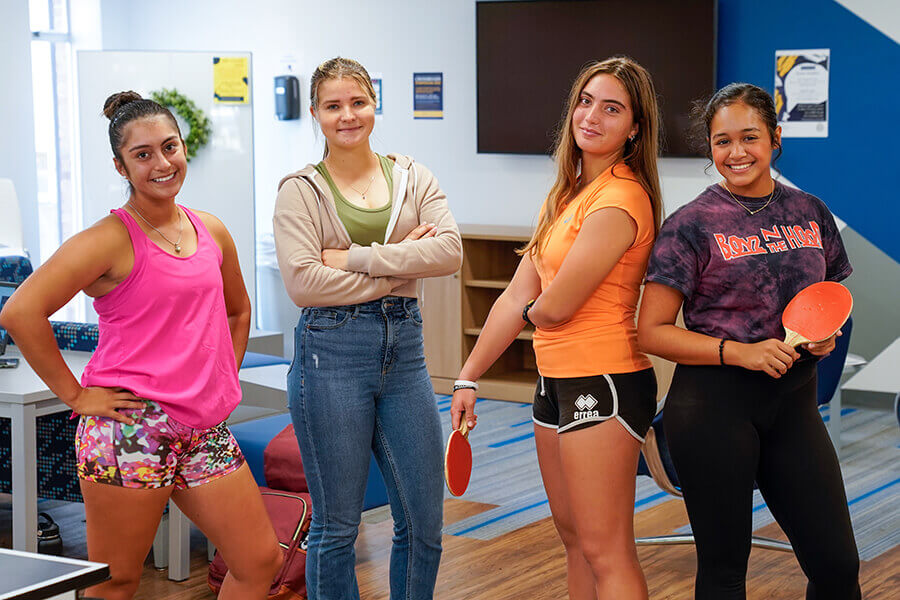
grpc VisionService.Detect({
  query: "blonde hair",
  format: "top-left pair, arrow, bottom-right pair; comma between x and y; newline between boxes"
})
519,57 -> 663,258
309,58 -> 378,158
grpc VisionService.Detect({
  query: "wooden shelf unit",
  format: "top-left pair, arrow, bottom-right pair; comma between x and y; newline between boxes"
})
423,224 -> 537,403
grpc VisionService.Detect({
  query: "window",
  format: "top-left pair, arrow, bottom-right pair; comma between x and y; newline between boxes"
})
30,0 -> 81,320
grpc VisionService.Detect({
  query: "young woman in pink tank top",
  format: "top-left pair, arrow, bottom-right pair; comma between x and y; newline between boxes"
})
0,92 -> 281,600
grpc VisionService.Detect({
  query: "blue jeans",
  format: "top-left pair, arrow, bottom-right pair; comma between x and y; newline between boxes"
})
288,297 -> 444,600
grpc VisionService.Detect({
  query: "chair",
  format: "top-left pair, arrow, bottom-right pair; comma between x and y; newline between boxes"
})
636,327 -> 860,553
815,316 -> 863,455
0,179 -> 24,251
636,412 -> 793,552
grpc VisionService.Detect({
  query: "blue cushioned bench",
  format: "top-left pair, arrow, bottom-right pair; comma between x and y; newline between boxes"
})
229,412 -> 389,511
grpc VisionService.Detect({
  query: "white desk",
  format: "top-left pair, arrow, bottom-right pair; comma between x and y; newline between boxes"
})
0,348 -> 91,553
842,338 -> 900,402
239,363 -> 290,408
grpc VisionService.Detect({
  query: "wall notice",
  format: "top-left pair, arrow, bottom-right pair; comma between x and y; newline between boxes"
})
775,49 -> 829,137
213,56 -> 250,104
413,72 -> 443,119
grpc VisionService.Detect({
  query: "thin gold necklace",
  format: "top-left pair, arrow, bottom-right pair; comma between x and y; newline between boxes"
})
722,181 -> 777,216
347,173 -> 377,201
128,202 -> 184,253
326,154 -> 379,201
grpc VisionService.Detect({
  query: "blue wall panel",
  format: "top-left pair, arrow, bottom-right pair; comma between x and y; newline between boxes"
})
717,0 -> 900,263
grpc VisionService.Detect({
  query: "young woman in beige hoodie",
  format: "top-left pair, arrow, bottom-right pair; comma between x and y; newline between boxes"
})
273,57 -> 461,600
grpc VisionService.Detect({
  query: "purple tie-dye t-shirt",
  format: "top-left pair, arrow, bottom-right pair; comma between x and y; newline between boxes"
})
645,181 -> 852,344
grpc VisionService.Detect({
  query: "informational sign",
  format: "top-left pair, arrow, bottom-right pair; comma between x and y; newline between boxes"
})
775,49 -> 829,137
372,74 -> 383,116
413,72 -> 443,119
213,56 -> 250,104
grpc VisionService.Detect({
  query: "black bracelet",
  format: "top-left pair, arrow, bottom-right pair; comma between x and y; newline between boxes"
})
522,299 -> 536,326
719,338 -> 726,365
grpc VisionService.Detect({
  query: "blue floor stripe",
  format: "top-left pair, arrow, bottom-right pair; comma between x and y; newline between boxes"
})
635,491 -> 668,508
437,399 -> 451,406
455,499 -> 549,536
510,420 -> 533,428
438,406 -> 451,413
455,491 -> 670,537
847,477 -> 899,507
488,432 -> 535,448
818,405 -> 856,417
749,476 -> 898,515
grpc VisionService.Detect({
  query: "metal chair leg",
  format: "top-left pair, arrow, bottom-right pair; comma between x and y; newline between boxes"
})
636,534 -> 793,553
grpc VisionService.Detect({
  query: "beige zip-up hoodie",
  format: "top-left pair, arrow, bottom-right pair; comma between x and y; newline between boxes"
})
274,154 -> 462,308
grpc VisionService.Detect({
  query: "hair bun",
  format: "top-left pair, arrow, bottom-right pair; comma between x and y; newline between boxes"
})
102,91 -> 143,120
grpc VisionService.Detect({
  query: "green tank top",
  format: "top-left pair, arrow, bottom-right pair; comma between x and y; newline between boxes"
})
315,155 -> 394,246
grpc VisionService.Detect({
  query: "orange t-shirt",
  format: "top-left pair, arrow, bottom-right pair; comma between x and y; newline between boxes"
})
532,163 -> 655,377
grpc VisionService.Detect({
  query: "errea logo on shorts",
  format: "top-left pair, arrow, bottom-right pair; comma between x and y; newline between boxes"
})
574,394 -> 601,420
575,394 -> 598,411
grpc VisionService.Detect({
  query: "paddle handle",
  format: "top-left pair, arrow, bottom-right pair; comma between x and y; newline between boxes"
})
458,411 -> 469,437
783,329 -> 807,347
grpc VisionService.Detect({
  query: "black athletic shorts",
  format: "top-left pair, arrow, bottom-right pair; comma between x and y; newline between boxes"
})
532,368 -> 658,441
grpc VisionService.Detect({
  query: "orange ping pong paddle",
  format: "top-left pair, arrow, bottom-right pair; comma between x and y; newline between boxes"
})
444,413 -> 472,497
782,281 -> 853,347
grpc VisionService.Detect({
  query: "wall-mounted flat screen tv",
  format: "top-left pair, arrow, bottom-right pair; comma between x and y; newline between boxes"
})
476,0 -> 717,156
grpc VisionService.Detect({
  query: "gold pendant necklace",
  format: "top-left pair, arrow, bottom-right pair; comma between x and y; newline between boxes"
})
722,181 -> 777,216
128,202 -> 184,253
347,174 -> 377,201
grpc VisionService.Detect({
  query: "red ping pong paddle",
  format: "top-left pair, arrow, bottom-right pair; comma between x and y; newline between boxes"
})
444,413 -> 472,497
782,281 -> 853,347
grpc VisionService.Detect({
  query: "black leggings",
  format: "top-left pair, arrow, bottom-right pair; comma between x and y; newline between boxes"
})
664,361 -> 861,600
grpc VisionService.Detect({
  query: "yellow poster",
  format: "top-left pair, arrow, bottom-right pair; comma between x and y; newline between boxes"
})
213,57 -> 250,104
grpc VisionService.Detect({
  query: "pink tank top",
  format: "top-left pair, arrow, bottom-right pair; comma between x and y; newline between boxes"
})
81,206 -> 241,429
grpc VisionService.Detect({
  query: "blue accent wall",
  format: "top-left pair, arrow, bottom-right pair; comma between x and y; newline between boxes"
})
717,0 -> 900,264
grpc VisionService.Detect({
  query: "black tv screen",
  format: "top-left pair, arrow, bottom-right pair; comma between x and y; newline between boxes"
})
476,0 -> 717,156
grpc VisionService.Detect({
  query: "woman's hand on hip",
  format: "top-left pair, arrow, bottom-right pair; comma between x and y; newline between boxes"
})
451,388 -> 477,431
71,387 -> 145,425
728,339 -> 800,378
321,249 -> 349,270
804,330 -> 841,356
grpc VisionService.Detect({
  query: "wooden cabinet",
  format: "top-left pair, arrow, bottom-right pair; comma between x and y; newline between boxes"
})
424,224 -> 537,402
421,273 -> 461,379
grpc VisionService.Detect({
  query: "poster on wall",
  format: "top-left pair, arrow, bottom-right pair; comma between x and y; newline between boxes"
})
213,56 -> 250,104
413,72 -> 443,119
774,49 -> 829,137
371,73 -> 383,117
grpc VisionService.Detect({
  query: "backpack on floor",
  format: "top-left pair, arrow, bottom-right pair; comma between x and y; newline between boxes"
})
208,487 -> 311,599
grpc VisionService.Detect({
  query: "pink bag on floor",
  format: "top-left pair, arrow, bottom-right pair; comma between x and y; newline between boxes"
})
263,424 -> 308,493
208,487 -> 310,599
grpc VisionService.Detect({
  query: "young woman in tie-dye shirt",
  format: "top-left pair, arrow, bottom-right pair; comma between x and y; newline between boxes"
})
638,83 -> 860,600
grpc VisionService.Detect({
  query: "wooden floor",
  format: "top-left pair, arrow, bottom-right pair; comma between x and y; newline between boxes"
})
32,495 -> 887,599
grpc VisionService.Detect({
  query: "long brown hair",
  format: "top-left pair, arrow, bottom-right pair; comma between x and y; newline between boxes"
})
519,57 -> 663,258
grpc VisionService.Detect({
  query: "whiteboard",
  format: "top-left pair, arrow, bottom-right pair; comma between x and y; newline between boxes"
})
77,50 -> 256,316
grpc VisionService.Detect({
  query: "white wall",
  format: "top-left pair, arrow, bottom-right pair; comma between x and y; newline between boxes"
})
98,0 -> 715,240
0,1 -> 40,258
837,0 -> 900,43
